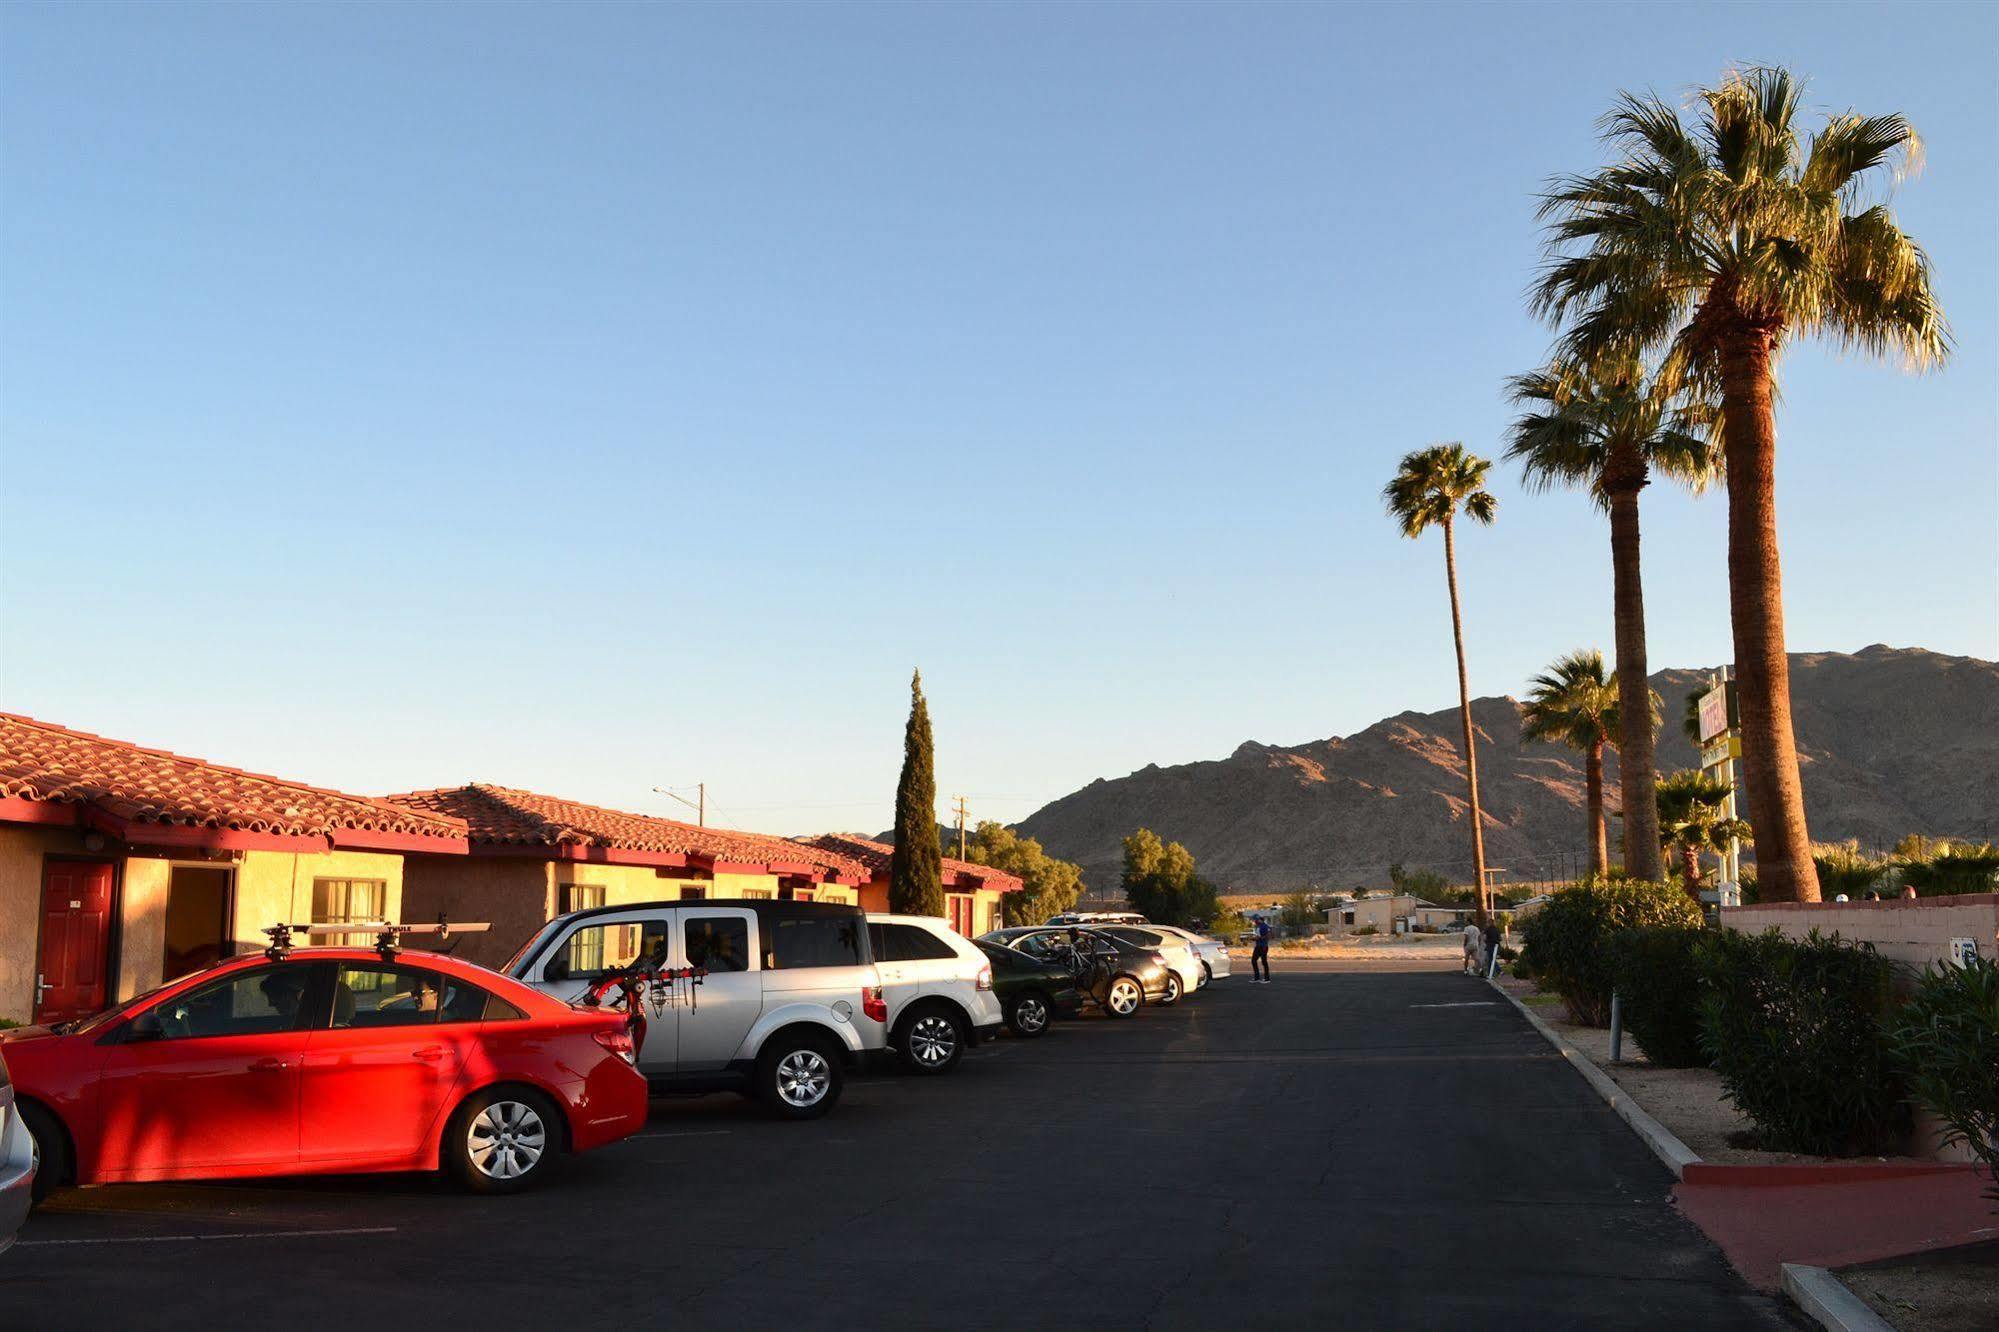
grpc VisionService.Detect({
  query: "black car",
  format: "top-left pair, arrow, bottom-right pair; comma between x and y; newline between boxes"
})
977,927 -> 1172,1019
974,940 -> 1084,1037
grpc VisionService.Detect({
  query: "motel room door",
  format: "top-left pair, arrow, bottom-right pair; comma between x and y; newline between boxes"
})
36,859 -> 116,1023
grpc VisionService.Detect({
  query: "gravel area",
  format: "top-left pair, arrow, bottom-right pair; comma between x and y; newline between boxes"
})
1840,1239 -> 1999,1332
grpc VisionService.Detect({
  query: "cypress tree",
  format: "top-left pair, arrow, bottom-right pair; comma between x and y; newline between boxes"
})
889,669 -> 945,915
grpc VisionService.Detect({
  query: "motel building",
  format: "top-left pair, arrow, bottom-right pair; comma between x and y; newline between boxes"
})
796,833 -> 1021,937
385,785 -> 873,969
0,713 -> 469,1026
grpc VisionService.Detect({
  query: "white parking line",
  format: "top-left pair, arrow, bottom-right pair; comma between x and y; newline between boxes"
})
20,1226 -> 397,1247
1410,1001 -> 1500,1008
631,1129 -> 734,1140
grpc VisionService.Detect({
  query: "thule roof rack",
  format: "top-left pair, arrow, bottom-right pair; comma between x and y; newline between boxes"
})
263,917 -> 490,961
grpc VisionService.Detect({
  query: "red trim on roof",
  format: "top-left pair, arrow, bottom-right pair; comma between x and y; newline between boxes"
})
795,833 -> 1025,893
0,795 -> 79,827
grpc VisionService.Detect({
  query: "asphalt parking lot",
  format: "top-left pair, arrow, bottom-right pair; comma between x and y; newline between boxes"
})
1,959 -> 1790,1329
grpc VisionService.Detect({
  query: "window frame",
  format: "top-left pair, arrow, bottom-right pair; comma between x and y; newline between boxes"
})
311,877 -> 389,947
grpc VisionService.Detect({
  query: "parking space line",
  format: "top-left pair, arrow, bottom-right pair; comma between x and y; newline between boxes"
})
632,1129 -> 734,1140
19,1226 -> 397,1247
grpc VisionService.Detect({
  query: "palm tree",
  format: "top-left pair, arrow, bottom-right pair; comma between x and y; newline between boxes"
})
1506,355 -> 1719,880
1533,68 -> 1949,901
1385,443 -> 1498,921
1656,769 -> 1753,893
1520,650 -> 1621,877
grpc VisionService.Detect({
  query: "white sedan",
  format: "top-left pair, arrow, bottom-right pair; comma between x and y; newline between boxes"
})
1146,924 -> 1233,982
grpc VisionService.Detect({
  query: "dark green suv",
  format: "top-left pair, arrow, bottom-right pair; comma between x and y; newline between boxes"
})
974,940 -> 1084,1037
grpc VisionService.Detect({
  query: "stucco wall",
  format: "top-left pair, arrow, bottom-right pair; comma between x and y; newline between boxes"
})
1721,894 -> 1999,975
0,823 -> 104,1021
402,856 -> 552,969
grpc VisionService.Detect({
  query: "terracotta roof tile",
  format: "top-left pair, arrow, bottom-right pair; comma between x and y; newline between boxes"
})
385,785 -> 867,881
797,833 -> 1023,893
0,713 -> 467,841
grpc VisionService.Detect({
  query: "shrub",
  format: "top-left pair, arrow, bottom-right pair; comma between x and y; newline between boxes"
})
1518,879 -> 1702,1025
1898,842 -> 1999,896
1694,929 -> 1907,1156
1607,926 -> 1707,1067
1352,925 -> 1379,936
1812,841 -> 1891,899
1890,956 -> 1999,1200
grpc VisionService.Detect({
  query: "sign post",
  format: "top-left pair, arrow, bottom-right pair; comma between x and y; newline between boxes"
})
1696,671 -> 1742,907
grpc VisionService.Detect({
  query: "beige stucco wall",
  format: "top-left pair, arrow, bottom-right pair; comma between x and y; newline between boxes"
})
1328,895 -> 1415,936
1721,894 -> 1999,975
0,823 -> 105,1022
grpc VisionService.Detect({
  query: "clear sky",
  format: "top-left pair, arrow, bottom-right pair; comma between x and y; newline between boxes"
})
2,1 -> 1994,841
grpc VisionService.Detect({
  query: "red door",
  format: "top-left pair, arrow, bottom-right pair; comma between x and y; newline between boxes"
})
949,895 -> 974,936
35,860 -> 115,1023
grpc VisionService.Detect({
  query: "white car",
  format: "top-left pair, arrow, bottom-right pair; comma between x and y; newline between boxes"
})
1,1048 -> 33,1252
1093,925 -> 1205,1003
1146,924 -> 1233,982
866,914 -> 1004,1074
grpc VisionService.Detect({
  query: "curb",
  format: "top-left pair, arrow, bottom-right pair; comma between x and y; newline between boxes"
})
1487,977 -> 1701,1178
1682,1161 -> 1976,1186
1779,1264 -> 1894,1332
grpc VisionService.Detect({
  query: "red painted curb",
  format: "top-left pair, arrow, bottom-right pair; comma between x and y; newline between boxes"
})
1681,1161 -> 1981,1186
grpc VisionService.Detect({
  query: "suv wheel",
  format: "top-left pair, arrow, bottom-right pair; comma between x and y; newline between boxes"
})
1006,991 -> 1052,1038
757,1032 -> 844,1118
898,1005 -> 966,1074
1161,973 -> 1184,1005
445,1087 -> 560,1194
1104,975 -> 1144,1019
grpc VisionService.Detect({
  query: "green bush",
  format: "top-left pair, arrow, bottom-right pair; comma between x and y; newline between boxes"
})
1694,929 -> 1907,1156
1607,925 -> 1708,1067
1518,879 -> 1702,1026
1351,924 -> 1379,936
1812,841 -> 1891,899
1898,842 -> 1999,896
1890,956 -> 1999,1200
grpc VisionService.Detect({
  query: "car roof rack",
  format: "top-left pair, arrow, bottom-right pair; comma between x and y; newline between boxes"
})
263,916 -> 490,961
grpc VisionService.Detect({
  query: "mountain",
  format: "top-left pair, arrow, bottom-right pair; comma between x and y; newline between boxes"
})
1015,646 -> 1999,893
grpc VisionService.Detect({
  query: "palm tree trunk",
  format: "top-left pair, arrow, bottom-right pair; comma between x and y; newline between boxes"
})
1681,840 -> 1702,889
1605,467 -> 1663,881
1441,518 -> 1491,921
1585,738 -> 1607,877
1719,327 -> 1821,903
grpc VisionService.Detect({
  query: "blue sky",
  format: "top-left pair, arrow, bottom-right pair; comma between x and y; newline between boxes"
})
2,1 -> 1994,840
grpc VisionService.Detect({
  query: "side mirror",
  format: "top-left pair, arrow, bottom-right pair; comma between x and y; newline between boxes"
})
543,955 -> 571,983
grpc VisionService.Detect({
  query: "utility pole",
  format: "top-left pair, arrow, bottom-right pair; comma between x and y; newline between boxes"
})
652,783 -> 706,827
951,794 -> 968,859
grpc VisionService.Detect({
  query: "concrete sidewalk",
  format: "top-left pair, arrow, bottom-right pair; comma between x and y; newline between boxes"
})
1675,1170 -> 1999,1290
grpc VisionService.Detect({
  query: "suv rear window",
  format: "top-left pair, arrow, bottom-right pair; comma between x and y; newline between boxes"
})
870,922 -> 959,962
767,916 -> 865,970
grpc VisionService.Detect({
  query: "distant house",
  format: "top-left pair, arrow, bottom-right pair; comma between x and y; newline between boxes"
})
0,713 -> 468,1024
1327,894 -> 1419,936
390,785 -> 870,967
794,833 -> 1021,937
1410,901 -> 1477,932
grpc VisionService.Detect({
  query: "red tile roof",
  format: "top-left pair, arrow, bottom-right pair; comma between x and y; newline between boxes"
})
385,785 -> 868,882
0,713 -> 468,844
797,833 -> 1024,893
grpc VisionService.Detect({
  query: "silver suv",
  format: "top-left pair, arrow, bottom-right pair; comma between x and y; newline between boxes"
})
507,900 -> 885,1119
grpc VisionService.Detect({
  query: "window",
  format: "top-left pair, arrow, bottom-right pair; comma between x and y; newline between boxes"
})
766,916 -> 863,970
679,885 -> 706,900
328,964 -> 486,1028
313,878 -> 386,946
560,883 -> 606,914
739,889 -> 772,900
549,918 -> 669,981
869,922 -> 958,963
151,965 -> 313,1040
684,916 -> 750,972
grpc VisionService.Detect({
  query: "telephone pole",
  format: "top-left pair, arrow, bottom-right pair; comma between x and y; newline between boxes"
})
951,794 -> 968,859
652,783 -> 705,827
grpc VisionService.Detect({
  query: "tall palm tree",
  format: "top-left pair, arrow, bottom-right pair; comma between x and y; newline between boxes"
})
1533,68 -> 1949,902
1520,650 -> 1621,877
1506,354 -> 1719,881
1385,443 -> 1498,921
1656,769 -> 1754,894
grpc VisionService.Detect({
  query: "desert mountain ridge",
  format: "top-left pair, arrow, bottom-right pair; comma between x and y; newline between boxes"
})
1014,645 -> 1999,893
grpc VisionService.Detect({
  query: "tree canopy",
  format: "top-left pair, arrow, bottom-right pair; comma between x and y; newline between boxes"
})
965,820 -> 1085,927
889,669 -> 944,915
1119,828 -> 1220,928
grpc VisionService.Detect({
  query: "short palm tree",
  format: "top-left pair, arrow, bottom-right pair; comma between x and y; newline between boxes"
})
1384,443 -> 1497,920
1520,650 -> 1621,876
1656,769 -> 1753,892
1506,354 -> 1719,879
1533,68 -> 1950,902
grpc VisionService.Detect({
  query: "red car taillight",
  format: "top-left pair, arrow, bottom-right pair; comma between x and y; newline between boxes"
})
862,985 -> 888,1023
593,1027 -> 636,1063
975,966 -> 993,991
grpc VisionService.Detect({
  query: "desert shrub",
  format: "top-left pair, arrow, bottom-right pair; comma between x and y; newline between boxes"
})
1890,956 -> 1999,1200
1518,879 -> 1702,1026
1694,929 -> 1907,1156
1352,925 -> 1379,936
1898,842 -> 1999,896
1607,926 -> 1707,1067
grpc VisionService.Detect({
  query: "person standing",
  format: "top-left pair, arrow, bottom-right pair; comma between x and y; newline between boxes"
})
1251,917 -> 1272,984
1462,920 -> 1483,975
1481,917 -> 1502,978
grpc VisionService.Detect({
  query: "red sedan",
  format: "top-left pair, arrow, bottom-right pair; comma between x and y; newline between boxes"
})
1,945 -> 649,1197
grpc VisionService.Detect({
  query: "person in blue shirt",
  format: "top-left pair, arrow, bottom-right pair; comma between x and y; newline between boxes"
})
1251,917 -> 1272,984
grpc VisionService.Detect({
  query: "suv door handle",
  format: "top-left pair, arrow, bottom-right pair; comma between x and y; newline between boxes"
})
411,1046 -> 447,1063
